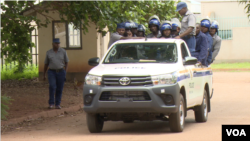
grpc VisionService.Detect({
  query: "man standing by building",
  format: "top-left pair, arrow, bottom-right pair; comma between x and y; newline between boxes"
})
200,18 -> 213,65
209,20 -> 221,63
175,2 -> 196,53
44,38 -> 69,109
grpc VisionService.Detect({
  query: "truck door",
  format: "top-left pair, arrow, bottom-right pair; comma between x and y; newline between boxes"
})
180,42 -> 196,107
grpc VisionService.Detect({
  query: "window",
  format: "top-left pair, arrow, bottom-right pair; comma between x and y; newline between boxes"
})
218,30 -> 232,40
104,43 -> 178,64
52,21 -> 82,49
181,43 -> 189,60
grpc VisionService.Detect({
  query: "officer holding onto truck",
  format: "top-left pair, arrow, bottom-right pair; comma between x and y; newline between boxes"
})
175,2 -> 196,53
200,18 -> 213,65
209,20 -> 221,63
146,15 -> 161,38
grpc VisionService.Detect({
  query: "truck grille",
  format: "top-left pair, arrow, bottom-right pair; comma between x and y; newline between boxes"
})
102,76 -> 152,86
99,91 -> 151,101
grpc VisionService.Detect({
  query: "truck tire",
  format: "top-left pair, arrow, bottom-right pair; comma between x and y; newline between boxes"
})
194,90 -> 208,122
169,94 -> 185,132
86,113 -> 104,133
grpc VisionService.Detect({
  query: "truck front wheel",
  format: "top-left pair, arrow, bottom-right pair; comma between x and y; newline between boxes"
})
87,113 -> 104,133
169,94 -> 185,132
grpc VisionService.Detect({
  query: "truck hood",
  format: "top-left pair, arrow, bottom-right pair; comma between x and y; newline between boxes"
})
88,63 -> 180,76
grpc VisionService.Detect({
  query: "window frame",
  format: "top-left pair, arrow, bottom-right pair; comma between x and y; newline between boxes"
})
103,43 -> 178,64
52,20 -> 82,50
180,42 -> 190,60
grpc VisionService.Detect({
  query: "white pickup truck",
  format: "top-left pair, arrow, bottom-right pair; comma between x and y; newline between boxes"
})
83,39 -> 213,133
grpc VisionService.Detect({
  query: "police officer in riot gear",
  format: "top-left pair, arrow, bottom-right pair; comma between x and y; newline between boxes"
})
209,21 -> 221,63
200,18 -> 213,65
159,21 -> 173,39
147,15 -> 161,38
137,24 -> 146,37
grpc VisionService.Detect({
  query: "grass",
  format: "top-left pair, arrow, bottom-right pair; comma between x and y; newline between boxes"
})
210,62 -> 250,69
1,63 -> 38,80
1,62 -> 249,80
1,95 -> 12,120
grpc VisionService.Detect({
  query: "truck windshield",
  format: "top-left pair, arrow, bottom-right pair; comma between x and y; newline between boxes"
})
104,43 -> 178,63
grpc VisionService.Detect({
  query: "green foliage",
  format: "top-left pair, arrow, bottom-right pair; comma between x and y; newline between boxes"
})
1,1 -> 179,72
50,0 -> 180,36
1,63 -> 38,80
238,0 -> 250,19
1,95 -> 12,120
1,1 -> 48,73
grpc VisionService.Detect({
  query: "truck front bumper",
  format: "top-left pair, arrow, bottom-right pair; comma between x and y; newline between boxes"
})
83,84 -> 180,114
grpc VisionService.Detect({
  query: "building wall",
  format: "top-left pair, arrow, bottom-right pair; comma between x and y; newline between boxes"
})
201,1 -> 248,18
201,1 -> 250,63
37,11 -> 109,81
214,27 -> 250,63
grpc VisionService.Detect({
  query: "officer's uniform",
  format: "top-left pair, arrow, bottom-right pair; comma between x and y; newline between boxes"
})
146,31 -> 161,38
108,23 -> 125,48
159,35 -> 172,39
180,10 -> 196,53
204,32 -> 213,65
211,34 -> 221,61
44,47 -> 69,107
108,32 -> 123,48
191,31 -> 208,66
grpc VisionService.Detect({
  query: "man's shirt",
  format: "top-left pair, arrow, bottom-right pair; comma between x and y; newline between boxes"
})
180,10 -> 196,36
44,47 -> 69,69
108,32 -> 123,48
146,31 -> 161,38
211,34 -> 222,61
158,35 -> 173,39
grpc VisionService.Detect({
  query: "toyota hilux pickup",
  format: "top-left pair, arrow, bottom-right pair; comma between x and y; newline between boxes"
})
83,39 -> 213,133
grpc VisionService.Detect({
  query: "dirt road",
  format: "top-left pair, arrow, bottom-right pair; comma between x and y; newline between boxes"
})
2,72 -> 250,141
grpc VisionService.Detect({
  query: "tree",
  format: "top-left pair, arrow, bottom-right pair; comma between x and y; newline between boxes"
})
238,0 -> 250,19
1,0 -> 179,72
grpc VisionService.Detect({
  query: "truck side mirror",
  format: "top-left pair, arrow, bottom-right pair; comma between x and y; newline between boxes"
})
88,57 -> 100,66
184,56 -> 197,65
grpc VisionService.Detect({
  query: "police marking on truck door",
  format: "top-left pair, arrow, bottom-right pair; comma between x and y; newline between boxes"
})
189,82 -> 194,88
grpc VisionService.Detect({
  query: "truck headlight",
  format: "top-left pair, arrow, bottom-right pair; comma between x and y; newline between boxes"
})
85,74 -> 102,85
151,72 -> 177,85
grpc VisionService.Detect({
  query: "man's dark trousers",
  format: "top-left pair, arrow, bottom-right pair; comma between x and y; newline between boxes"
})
183,36 -> 196,53
48,69 -> 66,106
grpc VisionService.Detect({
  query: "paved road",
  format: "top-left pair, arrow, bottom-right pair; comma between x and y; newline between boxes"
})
2,72 -> 250,141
